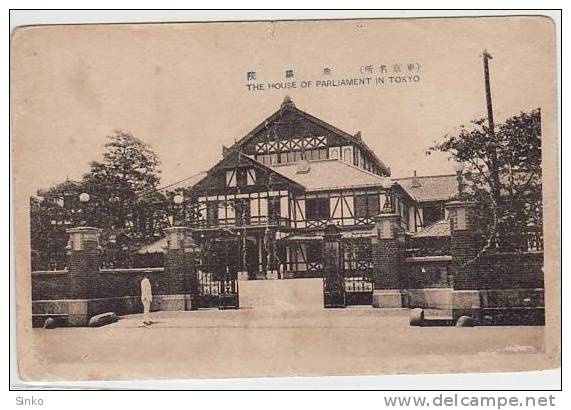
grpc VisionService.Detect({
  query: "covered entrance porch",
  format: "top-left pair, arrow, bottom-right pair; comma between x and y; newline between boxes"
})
193,226 -> 290,281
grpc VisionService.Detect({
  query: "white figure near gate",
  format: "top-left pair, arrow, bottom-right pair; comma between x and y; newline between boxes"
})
140,276 -> 153,326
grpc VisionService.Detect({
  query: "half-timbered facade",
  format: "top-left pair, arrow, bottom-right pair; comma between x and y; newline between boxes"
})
182,96 -> 450,280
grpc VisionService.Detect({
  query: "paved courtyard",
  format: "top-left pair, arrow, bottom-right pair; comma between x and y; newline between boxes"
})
20,280 -> 550,381
22,307 -> 549,381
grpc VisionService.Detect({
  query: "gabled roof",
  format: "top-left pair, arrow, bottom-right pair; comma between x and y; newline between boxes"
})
393,174 -> 458,203
411,219 -> 451,238
158,172 -> 208,192
191,150 -> 306,192
265,158 -> 393,192
227,96 -> 391,175
137,236 -> 199,254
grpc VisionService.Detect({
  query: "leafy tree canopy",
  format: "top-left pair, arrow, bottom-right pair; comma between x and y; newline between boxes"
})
31,130 -> 170,269
428,108 -> 542,251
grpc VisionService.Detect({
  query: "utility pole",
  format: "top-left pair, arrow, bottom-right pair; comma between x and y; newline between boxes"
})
482,49 -> 502,246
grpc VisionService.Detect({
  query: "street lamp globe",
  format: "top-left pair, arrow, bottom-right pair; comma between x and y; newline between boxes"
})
79,192 -> 90,203
173,194 -> 184,205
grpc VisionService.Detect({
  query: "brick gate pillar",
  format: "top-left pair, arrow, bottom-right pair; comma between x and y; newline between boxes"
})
66,227 -> 102,326
322,224 -> 345,308
164,226 -> 198,311
371,213 -> 405,308
447,201 -> 480,322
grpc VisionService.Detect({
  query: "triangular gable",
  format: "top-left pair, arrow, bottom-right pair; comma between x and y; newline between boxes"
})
227,98 -> 390,175
191,150 -> 305,193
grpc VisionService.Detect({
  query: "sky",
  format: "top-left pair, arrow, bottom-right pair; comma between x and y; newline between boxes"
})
12,16 -> 556,195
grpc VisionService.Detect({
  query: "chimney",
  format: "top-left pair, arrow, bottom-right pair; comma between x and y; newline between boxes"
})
411,170 -> 421,188
222,145 -> 230,157
354,131 -> 362,140
296,156 -> 311,174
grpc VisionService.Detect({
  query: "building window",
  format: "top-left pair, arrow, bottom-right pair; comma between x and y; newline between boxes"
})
234,168 -> 256,187
354,193 -> 380,218
234,199 -> 251,226
206,202 -> 219,225
422,205 -> 445,226
225,170 -> 237,187
306,197 -> 330,220
330,147 -> 340,160
306,148 -> 328,161
246,168 -> 256,185
293,151 -> 304,162
343,147 -> 352,163
255,154 -> 275,165
236,169 -> 247,187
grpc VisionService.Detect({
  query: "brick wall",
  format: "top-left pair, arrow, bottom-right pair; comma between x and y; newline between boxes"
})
31,271 -> 70,300
164,249 -> 195,295
404,257 -> 452,289
372,238 -> 401,290
95,268 -> 170,298
479,251 -> 544,290
32,268 -> 169,300
68,246 -> 99,299
31,265 -> 200,301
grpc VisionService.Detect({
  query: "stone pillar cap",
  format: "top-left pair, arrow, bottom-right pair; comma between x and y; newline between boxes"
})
164,226 -> 193,232
445,200 -> 476,208
66,226 -> 103,234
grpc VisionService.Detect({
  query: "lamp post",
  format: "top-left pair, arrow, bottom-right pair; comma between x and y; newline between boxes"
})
78,192 -> 91,225
173,194 -> 184,226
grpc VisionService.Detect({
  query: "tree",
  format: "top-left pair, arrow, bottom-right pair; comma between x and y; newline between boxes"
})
428,108 -> 542,252
30,130 -> 171,270
80,130 -> 169,264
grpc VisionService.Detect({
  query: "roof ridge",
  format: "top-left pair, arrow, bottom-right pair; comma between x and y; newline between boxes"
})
245,154 -> 307,189
269,158 -> 389,181
393,173 -> 457,180
412,218 -> 451,238
269,158 -> 336,167
336,158 -> 391,180
157,171 -> 208,191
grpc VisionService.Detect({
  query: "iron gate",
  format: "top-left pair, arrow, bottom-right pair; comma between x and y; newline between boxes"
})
322,227 -> 374,308
198,237 -> 239,309
342,238 -> 373,306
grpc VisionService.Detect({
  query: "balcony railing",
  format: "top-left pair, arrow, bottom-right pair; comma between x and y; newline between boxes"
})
190,215 -> 291,229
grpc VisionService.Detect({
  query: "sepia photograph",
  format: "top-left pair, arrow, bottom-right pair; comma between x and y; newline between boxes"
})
11,13 -> 560,384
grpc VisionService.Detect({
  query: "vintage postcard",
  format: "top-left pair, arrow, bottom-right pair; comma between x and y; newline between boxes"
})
11,15 -> 560,383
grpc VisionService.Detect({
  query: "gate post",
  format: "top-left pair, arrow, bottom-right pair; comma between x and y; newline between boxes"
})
164,226 -> 197,311
322,224 -> 345,308
66,227 -> 102,326
447,201 -> 480,323
371,211 -> 405,308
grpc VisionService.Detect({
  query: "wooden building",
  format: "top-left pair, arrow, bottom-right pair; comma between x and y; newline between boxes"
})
182,96 -> 457,279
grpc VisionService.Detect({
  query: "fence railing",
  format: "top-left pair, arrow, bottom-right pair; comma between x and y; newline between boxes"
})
524,228 -> 544,251
99,267 -> 165,275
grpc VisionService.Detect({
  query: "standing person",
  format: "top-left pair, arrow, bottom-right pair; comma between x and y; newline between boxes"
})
140,275 -> 153,326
